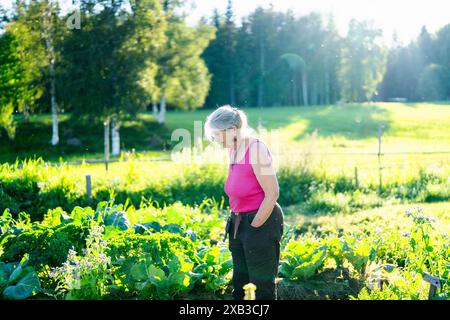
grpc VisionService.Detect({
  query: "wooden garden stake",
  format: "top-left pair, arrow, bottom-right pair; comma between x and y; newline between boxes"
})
423,272 -> 442,300
86,174 -> 92,202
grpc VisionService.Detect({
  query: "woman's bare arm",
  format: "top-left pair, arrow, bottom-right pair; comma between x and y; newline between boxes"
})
249,141 -> 279,227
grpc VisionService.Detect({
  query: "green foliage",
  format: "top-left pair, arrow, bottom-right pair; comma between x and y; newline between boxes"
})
342,237 -> 376,274
304,191 -> 351,214
158,18 -> 215,110
93,201 -> 131,231
0,254 -> 41,300
48,224 -> 112,300
128,253 -> 194,299
1,157 -> 448,221
59,0 -> 166,121
192,245 -> 233,293
352,270 -> 428,300
1,222 -> 89,269
280,239 -> 328,280
418,64 -> 449,101
346,206 -> 450,300
0,1 -> 48,138
107,231 -> 197,270
281,232 -> 377,281
1,198 -> 450,300
339,19 -> 387,102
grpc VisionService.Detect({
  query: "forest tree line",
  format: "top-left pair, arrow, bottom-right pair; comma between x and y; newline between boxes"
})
204,1 -> 450,108
0,0 -> 449,145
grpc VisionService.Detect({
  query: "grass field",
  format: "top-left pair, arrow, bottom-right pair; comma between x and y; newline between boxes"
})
1,102 -> 450,164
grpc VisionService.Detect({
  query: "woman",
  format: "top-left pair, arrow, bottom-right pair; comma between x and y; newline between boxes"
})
204,105 -> 284,300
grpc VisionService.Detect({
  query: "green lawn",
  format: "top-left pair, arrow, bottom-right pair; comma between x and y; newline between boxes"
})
164,102 -> 450,175
1,102 -> 449,166
164,102 -> 450,152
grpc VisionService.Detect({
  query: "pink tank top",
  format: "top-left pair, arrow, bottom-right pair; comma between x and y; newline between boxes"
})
224,138 -> 273,213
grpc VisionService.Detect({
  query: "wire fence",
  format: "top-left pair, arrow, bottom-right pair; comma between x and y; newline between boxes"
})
13,149 -> 450,169
11,123 -> 450,174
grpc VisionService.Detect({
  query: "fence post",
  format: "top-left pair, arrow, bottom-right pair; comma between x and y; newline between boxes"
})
354,166 -> 359,189
104,119 -> 110,172
86,174 -> 92,202
377,124 -> 384,195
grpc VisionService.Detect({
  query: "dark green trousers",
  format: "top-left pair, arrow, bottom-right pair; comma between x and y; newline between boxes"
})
227,202 -> 284,300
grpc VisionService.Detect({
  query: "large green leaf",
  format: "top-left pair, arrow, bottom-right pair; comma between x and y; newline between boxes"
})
168,272 -> 190,288
147,265 -> 165,282
105,211 -> 130,231
130,262 -> 148,282
162,223 -> 183,235
3,271 -> 41,300
168,255 -> 181,274
0,262 -> 15,286
8,262 -> 24,284
292,262 -> 318,279
279,263 -> 294,278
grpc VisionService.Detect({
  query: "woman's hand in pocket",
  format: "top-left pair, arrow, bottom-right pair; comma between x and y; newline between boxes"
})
250,216 -> 268,228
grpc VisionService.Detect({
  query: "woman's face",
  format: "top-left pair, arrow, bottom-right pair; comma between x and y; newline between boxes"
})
212,127 -> 237,149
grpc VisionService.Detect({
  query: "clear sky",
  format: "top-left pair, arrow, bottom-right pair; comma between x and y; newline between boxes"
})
186,0 -> 450,46
1,0 -> 449,46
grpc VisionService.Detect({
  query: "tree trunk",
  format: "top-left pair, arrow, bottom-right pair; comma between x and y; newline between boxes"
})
50,71 -> 59,145
311,79 -> 318,106
44,2 -> 59,146
325,71 -> 330,105
23,103 -> 30,123
104,118 -> 110,171
257,36 -> 265,107
230,71 -> 236,106
158,86 -> 166,124
302,72 -> 309,106
152,102 -> 158,117
111,117 -> 120,156
292,72 -> 298,106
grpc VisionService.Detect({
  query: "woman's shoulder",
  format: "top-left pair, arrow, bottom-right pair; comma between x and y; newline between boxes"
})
249,137 -> 270,151
248,137 -> 272,164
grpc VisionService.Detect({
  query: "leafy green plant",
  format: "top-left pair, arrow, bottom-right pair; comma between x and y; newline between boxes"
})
280,239 -> 328,280
352,269 -> 428,300
93,200 -> 131,231
343,237 -> 377,275
48,224 -> 112,300
191,245 -> 232,293
0,254 -> 41,300
326,236 -> 349,269
128,253 -> 194,299
1,222 -> 88,269
404,207 -> 438,275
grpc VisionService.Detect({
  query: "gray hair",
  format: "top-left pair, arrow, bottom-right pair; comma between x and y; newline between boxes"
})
204,105 -> 253,142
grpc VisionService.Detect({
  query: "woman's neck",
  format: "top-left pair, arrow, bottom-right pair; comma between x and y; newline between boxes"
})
233,136 -> 247,152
